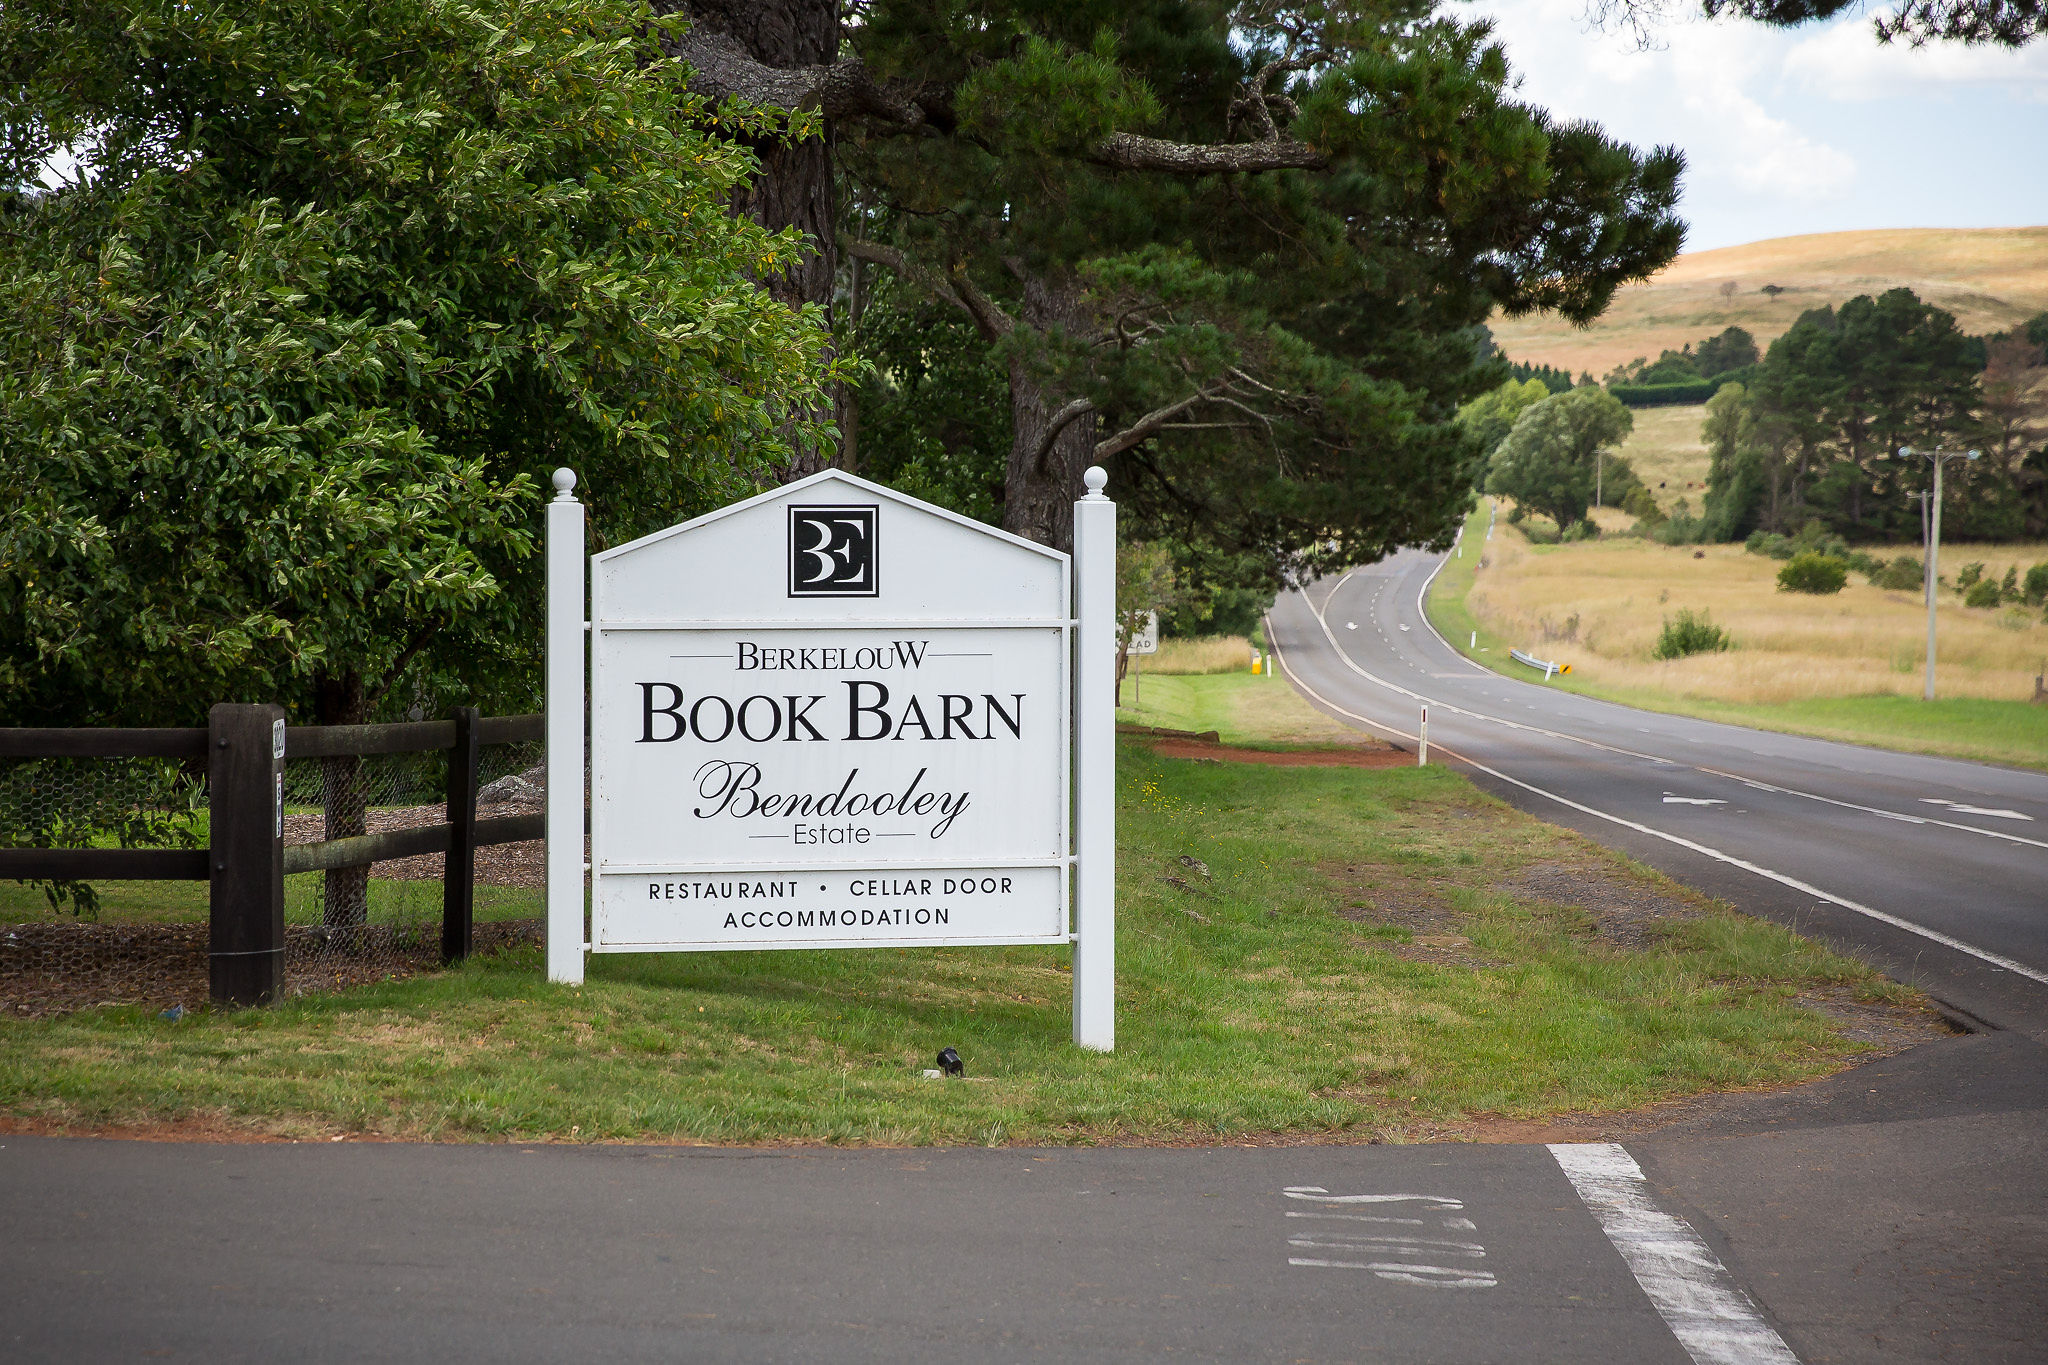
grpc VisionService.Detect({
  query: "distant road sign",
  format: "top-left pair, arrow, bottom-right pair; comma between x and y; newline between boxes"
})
1127,611 -> 1158,655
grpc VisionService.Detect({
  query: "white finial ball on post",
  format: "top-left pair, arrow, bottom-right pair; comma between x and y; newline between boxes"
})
552,467 -> 578,502
1082,465 -> 1108,499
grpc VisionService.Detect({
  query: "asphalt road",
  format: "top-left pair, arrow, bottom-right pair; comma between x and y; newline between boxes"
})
1266,546 -> 2048,1040
7,1031 -> 2043,1365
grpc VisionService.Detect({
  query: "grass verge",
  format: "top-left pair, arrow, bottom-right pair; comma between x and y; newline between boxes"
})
1427,503 -> 2048,772
0,739 -> 1926,1145
1117,673 -> 1380,748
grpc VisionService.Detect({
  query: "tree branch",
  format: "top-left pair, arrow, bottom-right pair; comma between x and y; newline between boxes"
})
1094,387 -> 1223,461
843,239 -> 1015,343
656,23 -> 928,126
1030,398 -> 1099,476
1089,132 -> 1327,174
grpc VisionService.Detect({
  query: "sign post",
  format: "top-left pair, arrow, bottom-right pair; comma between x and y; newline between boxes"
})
1125,609 -> 1157,709
1073,467 -> 1116,1051
546,469 -> 586,985
545,465 -> 1117,1048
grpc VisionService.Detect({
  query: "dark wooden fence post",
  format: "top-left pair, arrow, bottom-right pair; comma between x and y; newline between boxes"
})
442,706 -> 480,964
209,703 -> 286,1006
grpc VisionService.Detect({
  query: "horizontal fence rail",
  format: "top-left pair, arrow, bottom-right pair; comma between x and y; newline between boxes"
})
0,728 -> 206,759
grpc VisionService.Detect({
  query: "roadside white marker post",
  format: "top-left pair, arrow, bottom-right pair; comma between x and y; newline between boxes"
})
1418,706 -> 1428,766
1074,467 -> 1116,1051
546,468 -> 586,985
1470,630 -> 1477,649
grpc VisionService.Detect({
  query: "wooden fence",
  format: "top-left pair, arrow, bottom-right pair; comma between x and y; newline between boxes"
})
0,705 -> 544,1006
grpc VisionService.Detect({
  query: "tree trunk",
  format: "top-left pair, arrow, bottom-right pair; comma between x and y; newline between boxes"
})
662,0 -> 842,478
314,670 -> 369,950
1001,278 -> 1097,552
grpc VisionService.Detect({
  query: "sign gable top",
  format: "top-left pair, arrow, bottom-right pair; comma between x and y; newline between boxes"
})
590,469 -> 1068,623
595,470 -> 1065,567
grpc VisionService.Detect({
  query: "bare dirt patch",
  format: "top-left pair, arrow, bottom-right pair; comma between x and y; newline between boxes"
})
1144,738 -> 1409,767
1502,860 -> 1703,949
1,919 -> 542,1018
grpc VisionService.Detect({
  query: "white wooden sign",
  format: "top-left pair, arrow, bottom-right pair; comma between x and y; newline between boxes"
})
546,468 -> 1119,1048
1126,611 -> 1158,655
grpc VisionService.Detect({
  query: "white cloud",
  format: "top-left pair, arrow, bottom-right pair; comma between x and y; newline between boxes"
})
1664,26 -> 1858,199
1462,0 -> 2045,247
1784,19 -> 2048,100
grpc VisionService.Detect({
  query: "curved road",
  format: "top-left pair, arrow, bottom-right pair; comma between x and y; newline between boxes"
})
1267,546 -> 2048,1039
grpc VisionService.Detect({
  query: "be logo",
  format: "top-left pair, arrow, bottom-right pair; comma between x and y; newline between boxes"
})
787,505 -> 878,597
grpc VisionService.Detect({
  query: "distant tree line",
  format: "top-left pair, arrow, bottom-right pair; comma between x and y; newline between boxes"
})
1698,292 -> 2048,544
1471,291 -> 2048,546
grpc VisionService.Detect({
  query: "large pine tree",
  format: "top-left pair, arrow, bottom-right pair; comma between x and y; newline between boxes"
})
662,1 -> 1684,567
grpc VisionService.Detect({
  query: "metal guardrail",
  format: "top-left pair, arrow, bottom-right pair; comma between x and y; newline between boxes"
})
1509,648 -> 1571,679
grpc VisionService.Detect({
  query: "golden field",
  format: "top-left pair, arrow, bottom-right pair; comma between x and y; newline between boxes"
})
1615,404 -> 1712,514
1492,227 -> 2048,378
1466,527 -> 2048,705
1140,633 -> 1255,674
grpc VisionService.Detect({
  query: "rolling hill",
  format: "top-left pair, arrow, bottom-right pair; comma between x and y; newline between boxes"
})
1491,226 -> 2048,379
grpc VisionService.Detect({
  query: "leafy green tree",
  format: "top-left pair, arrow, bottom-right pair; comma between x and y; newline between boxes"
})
1485,387 -> 1634,530
1699,381 -> 1763,541
2,0 -> 841,735
686,2 -> 1683,568
1695,326 -> 1759,379
2,0 -> 841,927
1740,289 -> 1980,539
1457,379 -> 1553,460
1113,541 -> 1187,703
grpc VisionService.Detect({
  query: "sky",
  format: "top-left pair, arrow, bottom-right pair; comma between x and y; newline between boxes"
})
1462,0 -> 2048,251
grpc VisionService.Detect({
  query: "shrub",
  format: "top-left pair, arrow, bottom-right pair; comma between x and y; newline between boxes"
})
1964,577 -> 2002,609
1622,486 -> 1665,523
1841,550 -> 1883,577
1560,518 -> 1599,543
2025,562 -> 2048,607
1778,553 -> 1848,594
1870,555 -> 1924,591
1744,529 -> 1770,554
1654,609 -> 1732,660
1956,561 -> 1985,590
2000,567 -> 2020,603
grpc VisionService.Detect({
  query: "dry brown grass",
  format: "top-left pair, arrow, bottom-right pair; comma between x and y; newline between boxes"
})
1467,526 -> 2048,704
1492,227 -> 2048,377
1617,404 -> 1712,514
1143,634 -> 1254,675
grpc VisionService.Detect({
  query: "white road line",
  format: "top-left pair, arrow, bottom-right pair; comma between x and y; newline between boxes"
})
1264,621 -> 2048,990
1550,1143 -> 1800,1365
1303,567 -> 2048,856
1921,798 -> 2032,821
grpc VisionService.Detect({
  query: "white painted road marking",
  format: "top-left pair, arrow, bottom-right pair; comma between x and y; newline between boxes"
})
1550,1144 -> 1799,1365
1921,798 -> 2032,821
1283,1187 -> 1498,1288
1663,796 -> 1727,806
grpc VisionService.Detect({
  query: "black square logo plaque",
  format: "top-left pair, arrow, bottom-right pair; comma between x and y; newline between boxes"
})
788,505 -> 879,597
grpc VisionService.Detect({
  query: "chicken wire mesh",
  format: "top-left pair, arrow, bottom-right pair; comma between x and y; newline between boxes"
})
1,735 -> 547,1017
281,740 -> 547,995
1,754 -> 209,1016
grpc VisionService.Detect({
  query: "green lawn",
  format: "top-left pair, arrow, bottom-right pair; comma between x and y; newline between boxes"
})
0,740 -> 1921,1145
1426,502 -> 2048,772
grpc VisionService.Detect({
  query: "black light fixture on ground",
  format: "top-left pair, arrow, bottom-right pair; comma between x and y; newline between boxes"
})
1892,445 -> 1981,701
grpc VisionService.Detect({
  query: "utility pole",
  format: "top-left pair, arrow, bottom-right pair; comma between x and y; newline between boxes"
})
1895,446 -> 1980,702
